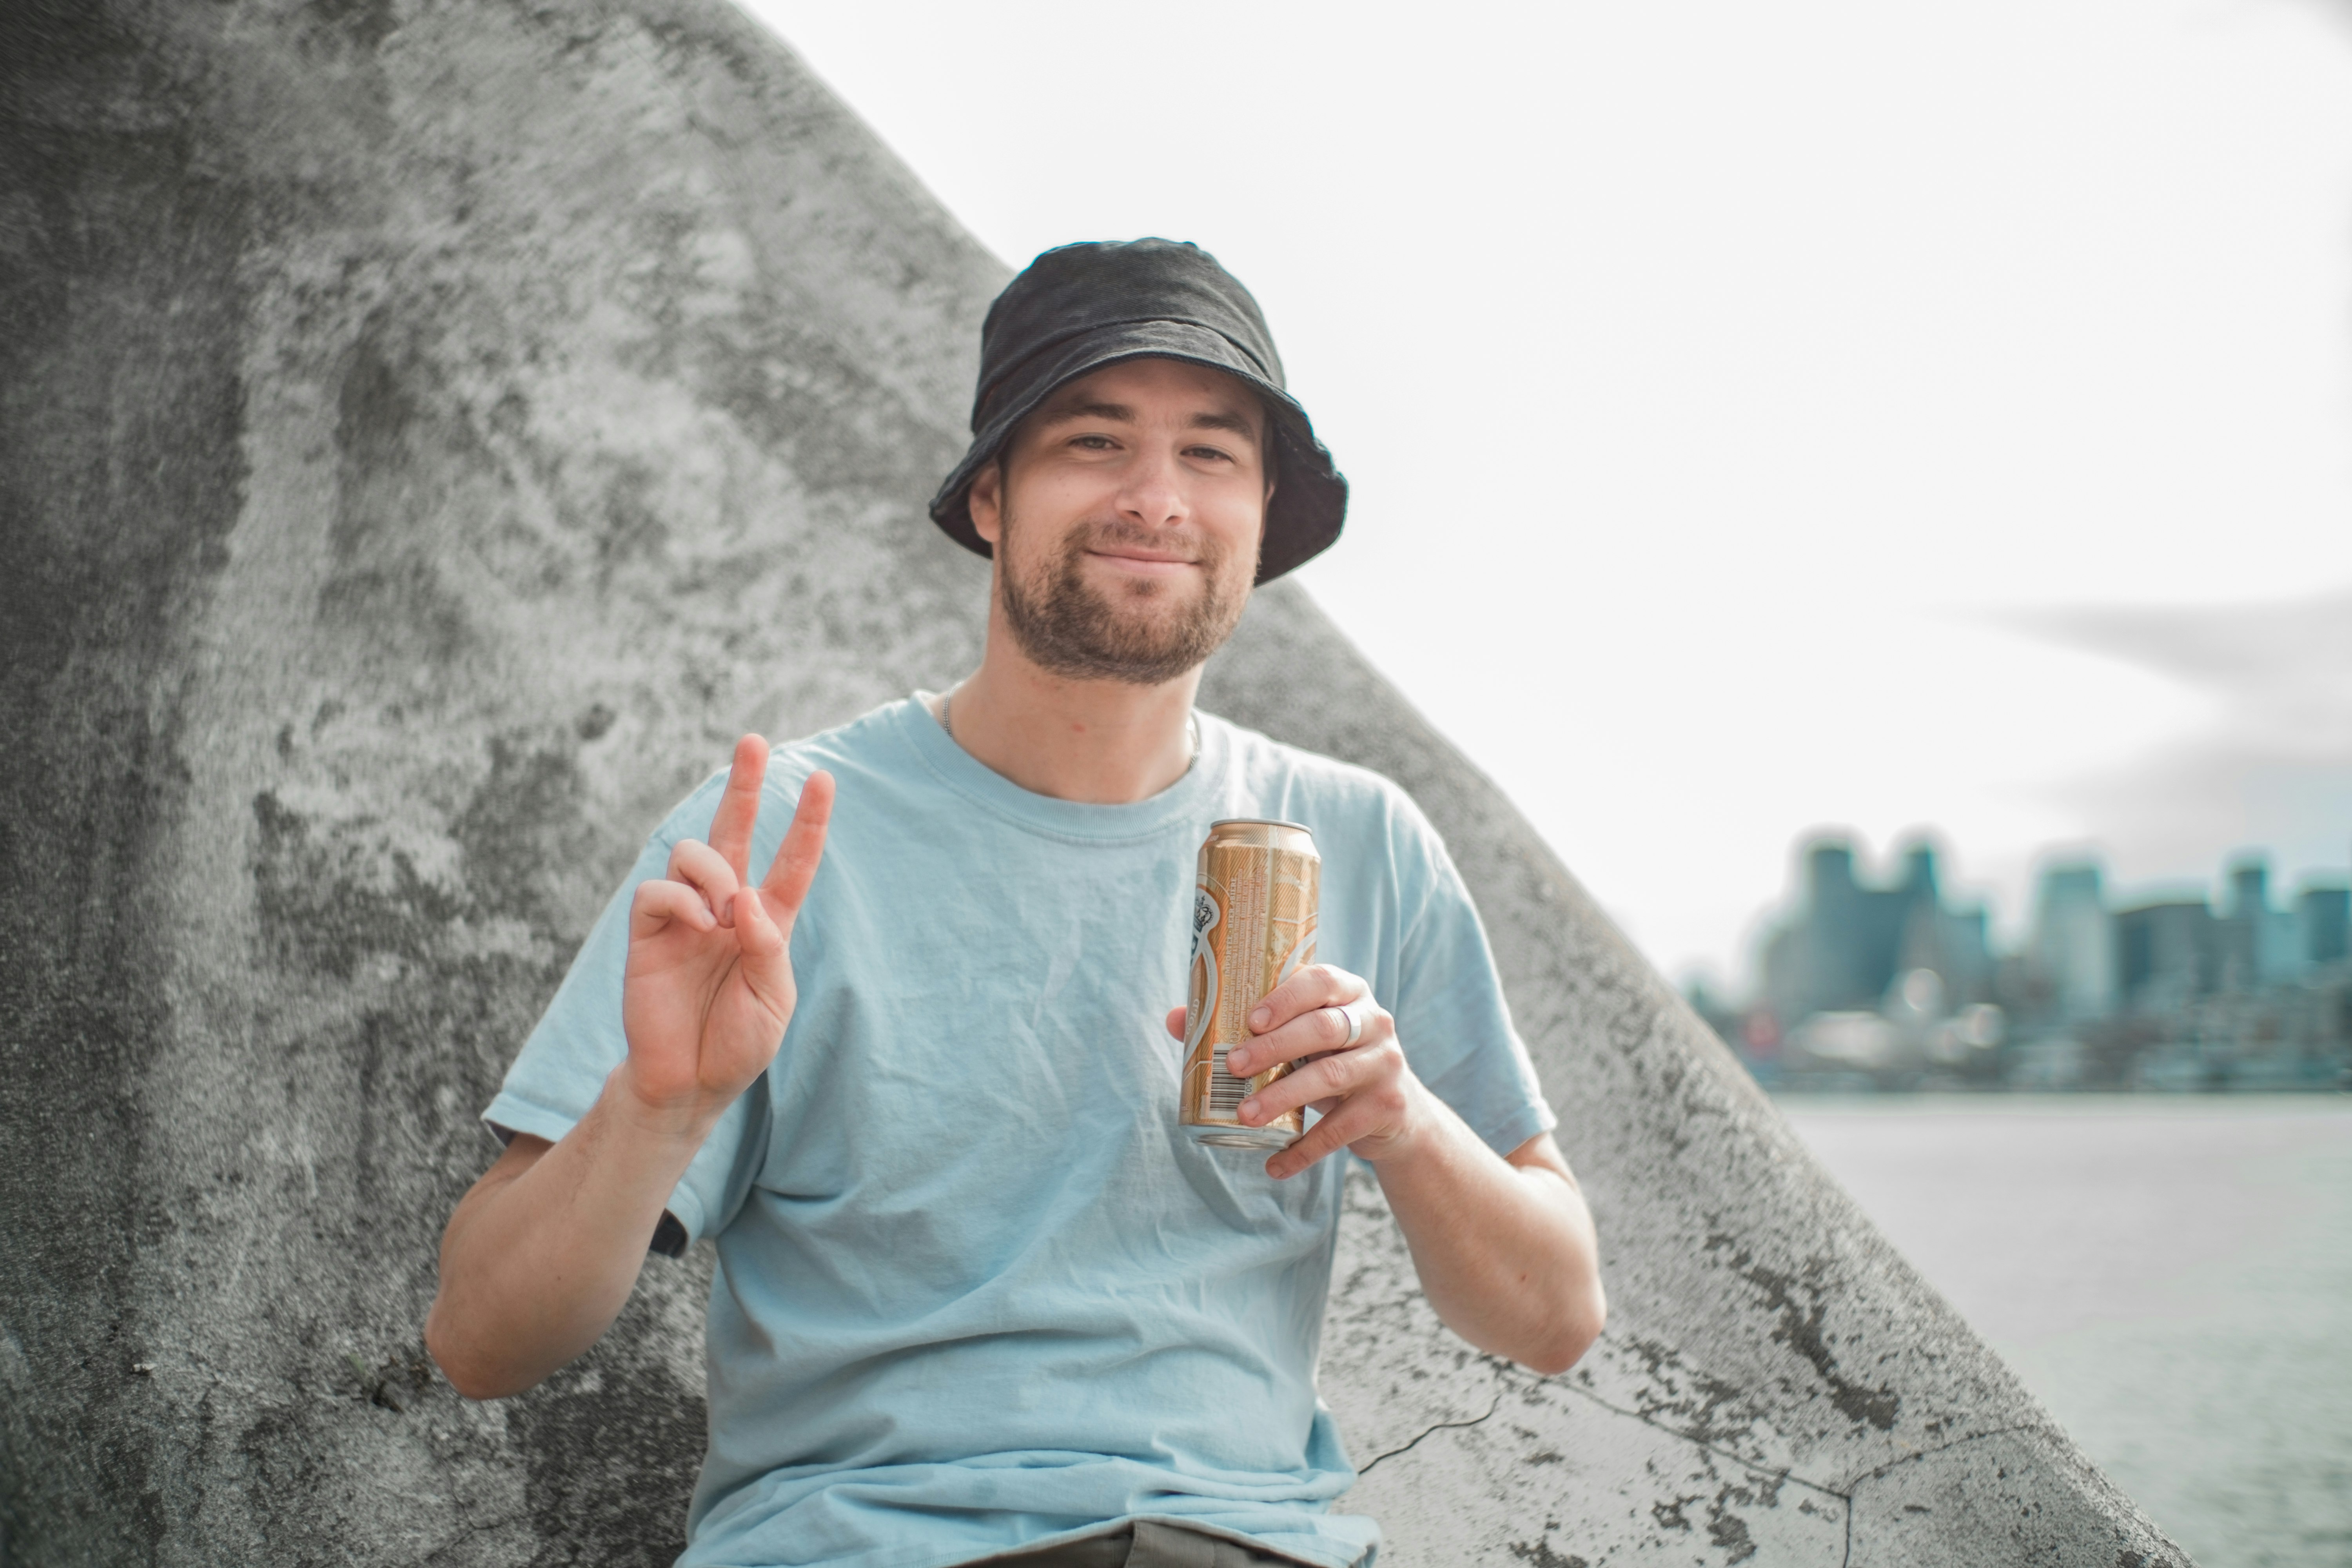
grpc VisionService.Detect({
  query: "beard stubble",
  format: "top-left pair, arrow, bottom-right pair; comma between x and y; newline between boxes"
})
996,511 -> 1253,686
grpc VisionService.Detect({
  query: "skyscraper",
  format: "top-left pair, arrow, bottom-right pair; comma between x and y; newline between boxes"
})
2116,899 -> 2216,1011
2221,856 -> 2300,989
2295,884 -> 2350,969
1760,835 -> 1991,1027
2031,862 -> 2114,1020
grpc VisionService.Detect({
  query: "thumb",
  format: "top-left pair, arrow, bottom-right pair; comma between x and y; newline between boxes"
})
1164,1005 -> 1187,1041
731,889 -> 790,1000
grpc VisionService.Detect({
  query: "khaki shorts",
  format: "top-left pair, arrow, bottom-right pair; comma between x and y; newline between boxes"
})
975,1519 -> 1325,1568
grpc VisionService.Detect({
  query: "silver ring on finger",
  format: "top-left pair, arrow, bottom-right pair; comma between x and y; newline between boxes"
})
1329,1001 -> 1366,1049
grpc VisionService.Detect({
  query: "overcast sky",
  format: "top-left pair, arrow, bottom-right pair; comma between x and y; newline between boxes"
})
732,0 -> 2352,991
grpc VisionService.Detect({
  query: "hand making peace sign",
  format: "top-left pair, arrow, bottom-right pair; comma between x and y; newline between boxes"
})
619,736 -> 834,1135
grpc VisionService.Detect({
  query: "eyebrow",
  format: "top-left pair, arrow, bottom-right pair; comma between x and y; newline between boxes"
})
1185,408 -> 1261,441
1040,398 -> 1262,443
1049,399 -> 1138,424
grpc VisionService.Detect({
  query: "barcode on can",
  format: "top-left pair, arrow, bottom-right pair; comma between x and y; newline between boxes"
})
1206,1053 -> 1251,1114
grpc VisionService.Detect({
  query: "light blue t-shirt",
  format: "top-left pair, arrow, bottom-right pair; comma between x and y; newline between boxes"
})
486,697 -> 1553,1568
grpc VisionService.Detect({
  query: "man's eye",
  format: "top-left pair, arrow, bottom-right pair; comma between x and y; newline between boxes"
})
1073,434 -> 1117,450
1186,446 -> 1234,464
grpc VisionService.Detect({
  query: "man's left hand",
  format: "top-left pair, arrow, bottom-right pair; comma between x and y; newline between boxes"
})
1166,964 -> 1607,1373
1161,964 -> 1428,1179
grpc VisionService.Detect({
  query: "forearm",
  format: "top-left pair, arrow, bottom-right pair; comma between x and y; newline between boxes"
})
425,1073 -> 707,1399
1370,1093 -> 1605,1376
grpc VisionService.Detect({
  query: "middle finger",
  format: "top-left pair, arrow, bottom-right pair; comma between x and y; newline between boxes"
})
1228,1000 -> 1382,1078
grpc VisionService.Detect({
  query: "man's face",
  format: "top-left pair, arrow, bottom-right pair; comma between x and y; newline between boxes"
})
968,357 -> 1272,686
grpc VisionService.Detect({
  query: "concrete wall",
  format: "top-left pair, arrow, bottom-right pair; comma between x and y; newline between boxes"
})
0,3 -> 2188,1563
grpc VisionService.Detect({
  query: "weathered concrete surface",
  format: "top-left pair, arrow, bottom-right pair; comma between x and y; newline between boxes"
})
0,2 -> 2189,1564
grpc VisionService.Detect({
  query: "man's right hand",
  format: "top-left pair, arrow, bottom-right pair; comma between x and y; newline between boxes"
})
620,736 -> 834,1137
426,737 -> 831,1401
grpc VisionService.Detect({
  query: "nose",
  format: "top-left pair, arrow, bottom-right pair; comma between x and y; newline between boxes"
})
1114,441 -> 1189,530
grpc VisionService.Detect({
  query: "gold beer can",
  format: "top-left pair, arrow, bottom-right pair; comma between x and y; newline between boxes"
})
1181,818 -> 1321,1150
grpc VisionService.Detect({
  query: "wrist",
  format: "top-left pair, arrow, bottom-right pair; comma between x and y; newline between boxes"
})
1350,1073 -> 1445,1168
604,1060 -> 725,1152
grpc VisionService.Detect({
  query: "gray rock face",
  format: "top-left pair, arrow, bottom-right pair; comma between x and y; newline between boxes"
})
0,2 -> 2187,1564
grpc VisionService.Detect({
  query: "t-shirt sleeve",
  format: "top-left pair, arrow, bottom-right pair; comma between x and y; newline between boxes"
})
1385,799 -> 1556,1160
482,773 -> 772,1249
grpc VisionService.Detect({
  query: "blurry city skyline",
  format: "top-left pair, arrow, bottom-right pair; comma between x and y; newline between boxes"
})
1700,819 -> 2352,1005
733,0 -> 2352,991
1688,826 -> 2350,1093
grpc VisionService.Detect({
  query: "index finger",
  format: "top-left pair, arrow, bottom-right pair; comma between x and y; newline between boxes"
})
708,734 -> 771,882
1246,964 -> 1367,1035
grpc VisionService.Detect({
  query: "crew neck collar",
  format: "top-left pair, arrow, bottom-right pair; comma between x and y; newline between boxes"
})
896,693 -> 1224,844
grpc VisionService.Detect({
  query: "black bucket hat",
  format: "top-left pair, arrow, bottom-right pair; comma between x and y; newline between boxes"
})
927,238 -> 1348,584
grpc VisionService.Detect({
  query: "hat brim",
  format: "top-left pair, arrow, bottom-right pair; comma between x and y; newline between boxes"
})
927,320 -> 1347,585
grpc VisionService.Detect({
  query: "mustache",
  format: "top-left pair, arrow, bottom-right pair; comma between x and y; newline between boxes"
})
1063,518 -> 1218,565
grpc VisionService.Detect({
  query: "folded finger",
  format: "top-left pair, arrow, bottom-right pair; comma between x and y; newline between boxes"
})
666,838 -> 743,925
707,735 -> 771,882
629,878 -> 718,940
1265,1098 -> 1380,1180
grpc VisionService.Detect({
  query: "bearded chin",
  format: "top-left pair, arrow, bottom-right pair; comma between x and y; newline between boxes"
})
996,515 -> 1253,686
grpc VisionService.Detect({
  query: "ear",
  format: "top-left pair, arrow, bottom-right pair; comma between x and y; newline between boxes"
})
968,458 -> 1005,548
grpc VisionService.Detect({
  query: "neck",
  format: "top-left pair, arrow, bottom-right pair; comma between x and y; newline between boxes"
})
942,613 -> 1204,805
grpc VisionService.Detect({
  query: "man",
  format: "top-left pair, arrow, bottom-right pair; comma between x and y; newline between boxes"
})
426,239 -> 1606,1568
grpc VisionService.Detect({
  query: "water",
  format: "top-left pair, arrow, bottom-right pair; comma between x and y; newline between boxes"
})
1778,1095 -> 2352,1568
